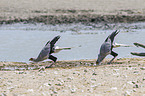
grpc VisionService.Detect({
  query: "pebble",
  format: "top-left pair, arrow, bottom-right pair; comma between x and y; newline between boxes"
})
143,77 -> 145,81
91,85 -> 98,89
133,89 -> 137,92
133,71 -> 139,74
54,71 -> 58,74
7,86 -> 14,90
67,77 -> 73,80
44,83 -> 51,86
111,87 -> 118,90
18,71 -> 27,74
92,72 -> 97,75
91,78 -> 96,81
1,93 -> 7,96
133,84 -> 139,88
27,89 -> 34,92
84,69 -> 87,72
55,82 -> 64,86
71,88 -> 77,93
140,67 -> 145,70
124,90 -> 131,96
113,69 -> 119,72
127,81 -> 134,85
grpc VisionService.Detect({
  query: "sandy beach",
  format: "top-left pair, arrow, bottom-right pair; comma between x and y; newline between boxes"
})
0,0 -> 145,96
0,58 -> 145,96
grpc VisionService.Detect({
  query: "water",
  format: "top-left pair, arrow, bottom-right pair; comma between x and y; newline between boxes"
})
0,23 -> 145,63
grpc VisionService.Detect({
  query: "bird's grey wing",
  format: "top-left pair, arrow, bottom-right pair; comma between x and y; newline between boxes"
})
100,42 -> 111,55
96,42 -> 111,64
36,44 -> 51,61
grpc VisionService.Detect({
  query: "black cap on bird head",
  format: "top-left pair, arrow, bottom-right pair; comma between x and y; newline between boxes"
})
29,58 -> 35,61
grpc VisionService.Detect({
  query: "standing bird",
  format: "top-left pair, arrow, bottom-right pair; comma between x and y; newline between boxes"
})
96,30 -> 120,65
29,35 -> 60,68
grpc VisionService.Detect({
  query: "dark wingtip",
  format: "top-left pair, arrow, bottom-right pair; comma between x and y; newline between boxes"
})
133,42 -> 139,47
115,30 -> 120,35
50,35 -> 61,45
107,30 -> 120,42
57,35 -> 61,38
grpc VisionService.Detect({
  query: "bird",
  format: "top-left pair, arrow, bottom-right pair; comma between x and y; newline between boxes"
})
96,30 -> 120,65
29,35 -> 60,68
131,42 -> 145,56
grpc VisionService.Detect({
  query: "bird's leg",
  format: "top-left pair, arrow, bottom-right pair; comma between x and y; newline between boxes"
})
108,51 -> 118,64
38,66 -> 46,71
45,61 -> 55,68
35,62 -> 46,71
45,55 -> 57,68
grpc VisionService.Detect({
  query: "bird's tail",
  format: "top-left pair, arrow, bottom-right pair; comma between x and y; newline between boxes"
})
105,30 -> 120,43
50,35 -> 61,45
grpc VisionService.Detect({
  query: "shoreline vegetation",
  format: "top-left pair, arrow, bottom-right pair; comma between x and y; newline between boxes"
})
0,0 -> 145,25
1,10 -> 145,25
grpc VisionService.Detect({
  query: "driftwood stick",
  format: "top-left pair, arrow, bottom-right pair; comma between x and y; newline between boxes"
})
134,43 -> 145,49
131,52 -> 145,56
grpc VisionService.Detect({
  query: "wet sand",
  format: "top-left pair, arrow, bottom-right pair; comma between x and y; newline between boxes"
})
0,0 -> 145,24
0,58 -> 145,95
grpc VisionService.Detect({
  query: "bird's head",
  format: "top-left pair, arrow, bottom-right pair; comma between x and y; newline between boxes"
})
96,54 -> 106,65
29,57 -> 36,61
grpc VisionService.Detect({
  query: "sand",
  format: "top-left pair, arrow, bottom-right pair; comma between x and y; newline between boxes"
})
0,58 -> 145,96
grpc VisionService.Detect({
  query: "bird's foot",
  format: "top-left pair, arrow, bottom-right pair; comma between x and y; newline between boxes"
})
38,66 -> 45,72
45,62 -> 55,69
96,61 -> 101,65
107,62 -> 111,64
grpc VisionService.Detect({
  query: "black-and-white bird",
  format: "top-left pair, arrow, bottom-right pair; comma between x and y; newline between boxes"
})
29,35 -> 60,68
96,30 -> 120,65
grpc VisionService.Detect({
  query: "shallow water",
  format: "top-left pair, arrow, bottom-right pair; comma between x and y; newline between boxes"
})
0,23 -> 145,63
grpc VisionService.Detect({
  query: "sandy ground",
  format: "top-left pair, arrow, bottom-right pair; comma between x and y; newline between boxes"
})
0,0 -> 145,24
0,58 -> 145,96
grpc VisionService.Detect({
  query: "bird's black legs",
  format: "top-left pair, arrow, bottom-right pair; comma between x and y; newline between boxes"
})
108,51 -> 118,64
45,55 -> 57,68
49,55 -> 57,62
38,55 -> 57,71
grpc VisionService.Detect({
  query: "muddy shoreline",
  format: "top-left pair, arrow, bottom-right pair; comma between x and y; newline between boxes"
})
0,58 -> 145,71
1,12 -> 145,25
1,0 -> 145,25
